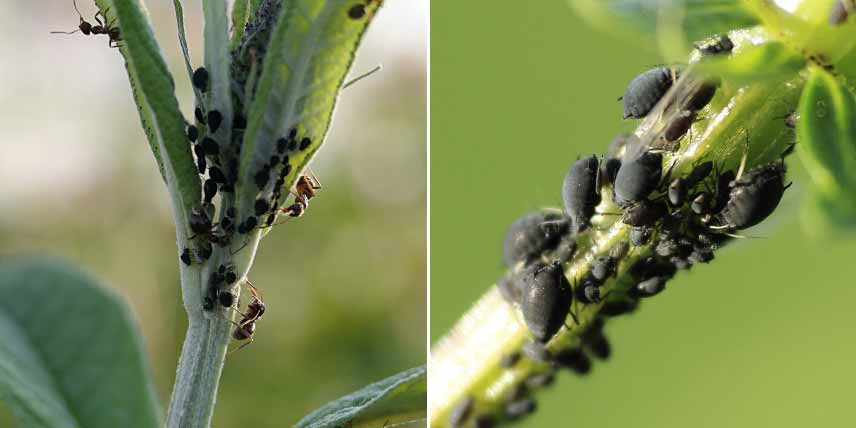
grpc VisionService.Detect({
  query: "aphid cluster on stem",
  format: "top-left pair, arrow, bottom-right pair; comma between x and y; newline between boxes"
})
474,38 -> 795,426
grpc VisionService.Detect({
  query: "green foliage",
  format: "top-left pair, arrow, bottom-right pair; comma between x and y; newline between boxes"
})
0,258 -> 161,428
231,0 -> 250,50
296,366 -> 426,428
236,0 -> 382,224
798,67 -> 856,228
94,0 -> 201,221
569,0 -> 758,59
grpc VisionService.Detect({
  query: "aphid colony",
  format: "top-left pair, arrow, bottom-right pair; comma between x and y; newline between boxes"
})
179,63 -> 323,350
451,34 -> 794,428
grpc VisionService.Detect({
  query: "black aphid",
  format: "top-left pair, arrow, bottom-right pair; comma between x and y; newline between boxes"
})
192,67 -> 209,92
603,157 -> 622,185
688,246 -> 715,264
276,138 -> 288,153
686,161 -> 714,188
194,106 -> 206,124
448,395 -> 474,428
629,226 -> 652,246
189,208 -> 212,235
207,110 -> 223,133
237,216 -> 258,234
622,200 -> 667,227
201,137 -> 219,156
187,125 -> 199,142
194,144 -> 207,174
714,161 -> 788,230
474,415 -> 495,428
521,262 -> 572,343
524,371 -> 556,388
621,67 -> 675,119
630,276 -> 668,298
671,256 -> 692,270
613,151 -> 663,207
208,166 -> 227,184
655,238 -> 679,257
668,177 -> 687,206
203,297 -> 214,311
590,255 -> 616,282
662,110 -> 695,142
697,34 -> 734,56
197,242 -> 212,260
686,80 -> 719,111
830,0 -> 851,25
582,318 -> 611,360
562,155 -> 601,232
348,3 -> 366,19
553,348 -> 591,375
254,166 -> 271,189
203,179 -> 218,203
500,352 -> 521,368
233,114 -> 247,129
691,193 -> 710,215
575,277 -> 602,304
180,248 -> 192,266
217,290 -> 236,308
254,198 -> 271,216
502,211 -> 568,267
601,298 -> 639,317
504,398 -> 536,419
299,137 -> 312,151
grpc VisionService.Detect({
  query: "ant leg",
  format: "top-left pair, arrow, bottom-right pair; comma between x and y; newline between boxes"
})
306,168 -> 322,189
227,337 -> 254,355
93,10 -> 104,27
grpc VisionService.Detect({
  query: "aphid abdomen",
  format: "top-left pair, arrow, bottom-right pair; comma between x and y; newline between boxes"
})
621,67 -> 675,119
562,155 -> 601,232
502,212 -> 568,267
520,262 -> 572,343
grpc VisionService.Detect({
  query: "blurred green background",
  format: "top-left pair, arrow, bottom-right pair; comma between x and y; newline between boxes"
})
0,1 -> 425,426
431,2 -> 856,427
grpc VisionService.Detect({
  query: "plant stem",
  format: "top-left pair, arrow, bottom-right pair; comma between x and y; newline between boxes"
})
429,28 -> 804,428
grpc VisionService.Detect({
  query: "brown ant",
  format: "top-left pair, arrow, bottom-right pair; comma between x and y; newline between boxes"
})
280,170 -> 322,219
51,0 -> 123,48
229,280 -> 266,353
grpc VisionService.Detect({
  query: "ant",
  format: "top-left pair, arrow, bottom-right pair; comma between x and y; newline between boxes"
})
229,280 -> 266,353
280,170 -> 322,219
51,0 -> 123,48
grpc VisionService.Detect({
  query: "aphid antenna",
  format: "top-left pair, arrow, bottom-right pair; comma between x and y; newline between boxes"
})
342,64 -> 383,90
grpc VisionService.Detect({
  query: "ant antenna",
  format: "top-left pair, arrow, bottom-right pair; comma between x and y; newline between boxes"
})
51,0 -> 85,34
342,64 -> 382,89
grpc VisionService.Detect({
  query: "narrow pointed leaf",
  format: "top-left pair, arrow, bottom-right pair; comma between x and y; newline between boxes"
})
231,0 -> 251,49
95,0 -> 201,220
0,257 -> 161,428
171,0 -> 200,102
797,67 -> 856,227
295,366 -> 427,428
203,0 -> 234,143
235,0 -> 382,220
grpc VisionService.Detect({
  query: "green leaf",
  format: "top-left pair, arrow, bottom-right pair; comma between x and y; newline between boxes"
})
568,0 -> 759,57
231,0 -> 250,50
171,0 -> 197,94
235,0 -> 382,220
295,366 -> 427,428
203,0 -> 234,141
797,66 -> 856,228
695,41 -> 805,85
0,257 -> 161,428
95,0 -> 201,222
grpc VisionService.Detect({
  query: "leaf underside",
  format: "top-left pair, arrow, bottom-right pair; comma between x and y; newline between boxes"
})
0,257 -> 161,428
295,366 -> 427,428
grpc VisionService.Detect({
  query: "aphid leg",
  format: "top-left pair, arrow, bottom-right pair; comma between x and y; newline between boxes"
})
735,131 -> 750,181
